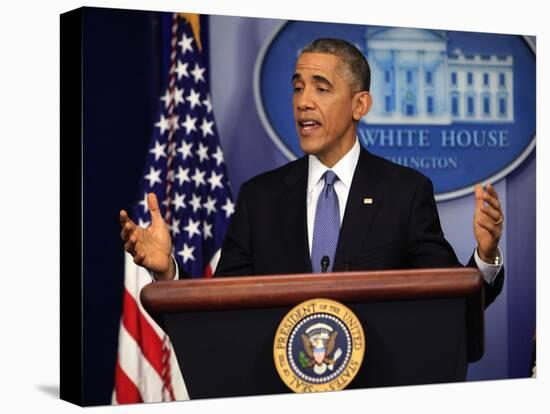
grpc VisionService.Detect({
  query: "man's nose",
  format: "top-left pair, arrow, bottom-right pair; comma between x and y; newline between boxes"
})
296,88 -> 315,110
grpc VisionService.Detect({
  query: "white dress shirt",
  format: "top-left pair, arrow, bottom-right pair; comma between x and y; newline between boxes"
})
306,138 -> 361,256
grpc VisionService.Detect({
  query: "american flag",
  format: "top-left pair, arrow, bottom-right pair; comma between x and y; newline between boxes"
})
113,13 -> 234,404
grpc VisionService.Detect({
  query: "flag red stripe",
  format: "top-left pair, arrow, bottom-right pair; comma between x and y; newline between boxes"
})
114,358 -> 143,404
122,287 -> 165,378
203,264 -> 213,278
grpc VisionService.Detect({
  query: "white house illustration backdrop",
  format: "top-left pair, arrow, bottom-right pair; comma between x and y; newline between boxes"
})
357,28 -> 514,125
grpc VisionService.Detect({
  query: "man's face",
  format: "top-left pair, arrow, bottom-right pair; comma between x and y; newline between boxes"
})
292,52 -> 363,166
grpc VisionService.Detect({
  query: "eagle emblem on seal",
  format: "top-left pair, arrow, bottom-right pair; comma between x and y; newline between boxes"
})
300,322 -> 343,375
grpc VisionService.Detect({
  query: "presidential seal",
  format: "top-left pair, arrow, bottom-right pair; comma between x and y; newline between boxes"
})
273,298 -> 365,393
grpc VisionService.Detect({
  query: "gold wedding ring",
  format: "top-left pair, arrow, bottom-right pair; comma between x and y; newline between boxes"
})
495,216 -> 504,225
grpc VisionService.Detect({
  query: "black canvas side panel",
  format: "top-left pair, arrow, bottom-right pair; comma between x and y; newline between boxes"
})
60,7 -> 83,406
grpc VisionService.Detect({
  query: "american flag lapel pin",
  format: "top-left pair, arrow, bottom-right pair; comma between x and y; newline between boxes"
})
363,197 -> 373,205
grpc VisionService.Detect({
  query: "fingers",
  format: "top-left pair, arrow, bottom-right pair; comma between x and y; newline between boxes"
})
120,208 -> 152,269
485,183 -> 499,199
124,229 -> 141,254
119,209 -> 129,225
475,183 -> 503,224
476,205 -> 502,232
134,251 -> 146,266
474,184 -> 484,210
124,236 -> 136,255
476,214 -> 502,239
482,185 -> 501,212
481,204 -> 501,222
124,234 -> 150,267
475,184 -> 503,240
120,214 -> 138,241
147,193 -> 164,226
134,252 -> 153,271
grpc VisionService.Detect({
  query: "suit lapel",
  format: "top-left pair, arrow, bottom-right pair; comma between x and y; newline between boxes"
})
279,157 -> 312,273
334,149 -> 385,270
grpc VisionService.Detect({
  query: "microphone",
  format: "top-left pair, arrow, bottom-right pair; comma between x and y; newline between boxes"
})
321,256 -> 330,272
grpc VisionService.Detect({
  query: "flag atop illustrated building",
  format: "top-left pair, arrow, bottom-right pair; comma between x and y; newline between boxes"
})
113,13 -> 234,404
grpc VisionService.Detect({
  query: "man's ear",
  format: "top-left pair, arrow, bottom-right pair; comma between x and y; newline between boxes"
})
352,91 -> 372,121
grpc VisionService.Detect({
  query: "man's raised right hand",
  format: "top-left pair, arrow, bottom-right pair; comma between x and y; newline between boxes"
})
119,192 -> 176,280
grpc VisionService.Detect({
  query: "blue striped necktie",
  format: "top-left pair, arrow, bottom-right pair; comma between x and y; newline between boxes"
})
311,170 -> 340,272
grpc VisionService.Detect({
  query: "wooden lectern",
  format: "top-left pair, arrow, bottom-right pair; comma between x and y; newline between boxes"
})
141,268 -> 484,399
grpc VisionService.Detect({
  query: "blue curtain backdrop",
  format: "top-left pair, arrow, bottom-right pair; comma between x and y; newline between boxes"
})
80,8 -> 536,405
82,8 -> 166,405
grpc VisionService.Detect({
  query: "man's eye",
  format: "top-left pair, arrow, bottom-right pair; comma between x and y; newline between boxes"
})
293,86 -> 303,92
317,87 -> 328,93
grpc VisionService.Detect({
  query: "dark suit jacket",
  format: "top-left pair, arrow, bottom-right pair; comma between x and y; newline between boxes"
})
181,148 -> 504,307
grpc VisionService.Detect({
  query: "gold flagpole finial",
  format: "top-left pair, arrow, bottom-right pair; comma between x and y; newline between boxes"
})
178,13 -> 202,51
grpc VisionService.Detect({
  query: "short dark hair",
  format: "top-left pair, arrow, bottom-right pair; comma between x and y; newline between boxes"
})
300,38 -> 371,93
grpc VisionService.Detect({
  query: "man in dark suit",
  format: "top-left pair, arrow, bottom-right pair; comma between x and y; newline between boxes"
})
120,38 -> 504,306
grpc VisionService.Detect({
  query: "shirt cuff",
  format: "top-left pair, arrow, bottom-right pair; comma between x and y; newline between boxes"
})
474,247 -> 503,285
172,256 -> 180,280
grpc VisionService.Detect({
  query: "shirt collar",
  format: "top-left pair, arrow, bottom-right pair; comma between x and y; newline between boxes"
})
307,138 -> 361,192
